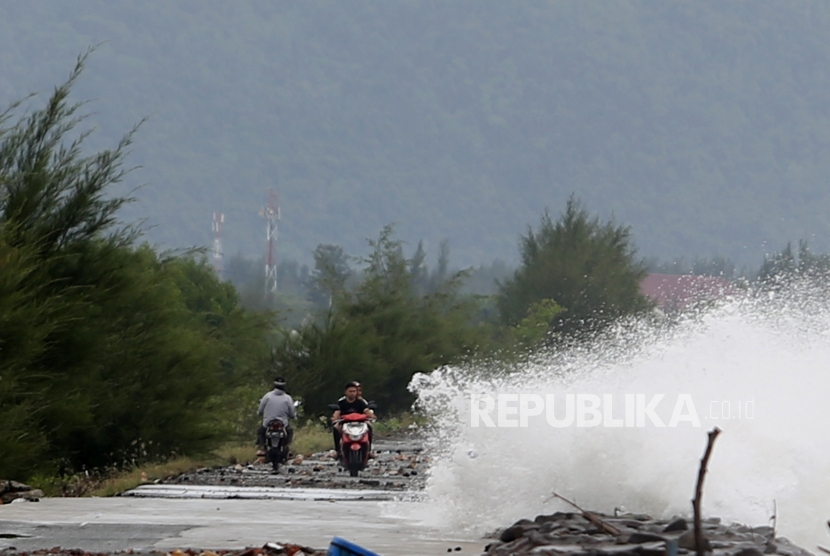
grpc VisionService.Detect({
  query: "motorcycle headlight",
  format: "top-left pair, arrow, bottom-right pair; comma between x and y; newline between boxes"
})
344,422 -> 368,437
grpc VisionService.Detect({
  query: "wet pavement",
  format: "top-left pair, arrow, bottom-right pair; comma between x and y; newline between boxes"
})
122,485 -> 405,501
0,497 -> 485,555
0,436 -> 486,555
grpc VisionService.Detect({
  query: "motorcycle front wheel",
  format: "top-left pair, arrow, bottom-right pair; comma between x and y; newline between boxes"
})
347,448 -> 362,477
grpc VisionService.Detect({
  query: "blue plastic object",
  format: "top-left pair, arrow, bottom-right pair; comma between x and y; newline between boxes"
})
326,536 -> 382,556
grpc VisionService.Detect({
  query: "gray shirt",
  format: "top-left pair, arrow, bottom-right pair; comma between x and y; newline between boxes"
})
258,388 -> 296,427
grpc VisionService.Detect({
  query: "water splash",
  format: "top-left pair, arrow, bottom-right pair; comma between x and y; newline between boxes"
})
403,290 -> 830,550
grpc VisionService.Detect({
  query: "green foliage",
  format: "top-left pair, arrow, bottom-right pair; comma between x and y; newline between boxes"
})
0,55 -> 273,480
222,253 -> 316,329
273,226 -> 488,415
307,244 -> 352,308
497,198 -> 652,340
371,411 -> 426,436
0,235 -> 63,473
758,240 -> 830,288
512,298 -> 566,347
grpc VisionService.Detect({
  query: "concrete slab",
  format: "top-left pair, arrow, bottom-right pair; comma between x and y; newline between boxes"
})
0,497 -> 485,556
122,485 -> 406,501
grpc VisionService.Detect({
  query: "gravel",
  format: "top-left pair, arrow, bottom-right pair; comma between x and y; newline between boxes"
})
144,436 -> 429,493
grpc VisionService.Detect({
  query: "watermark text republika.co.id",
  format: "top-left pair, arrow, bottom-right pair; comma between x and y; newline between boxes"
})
469,393 -> 755,428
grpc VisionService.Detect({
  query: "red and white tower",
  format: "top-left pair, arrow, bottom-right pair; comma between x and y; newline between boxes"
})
212,212 -> 224,276
262,190 -> 280,293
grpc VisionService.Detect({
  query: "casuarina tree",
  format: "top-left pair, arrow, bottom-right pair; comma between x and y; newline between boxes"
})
0,52 -> 273,480
497,197 -> 652,341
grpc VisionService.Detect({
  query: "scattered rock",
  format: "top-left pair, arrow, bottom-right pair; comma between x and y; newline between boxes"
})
500,519 -> 540,542
153,436 -> 427,492
677,529 -> 710,550
662,518 -> 688,532
483,511 -> 811,556
626,532 -> 665,544
535,513 -> 577,524
0,544 -> 326,556
735,548 -> 765,556
0,480 -> 43,504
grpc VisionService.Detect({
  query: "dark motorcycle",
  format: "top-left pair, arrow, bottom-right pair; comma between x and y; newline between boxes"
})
264,419 -> 290,472
264,400 -> 302,472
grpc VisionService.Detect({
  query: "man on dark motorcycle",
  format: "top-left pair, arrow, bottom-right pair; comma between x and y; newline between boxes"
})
332,381 -> 375,456
257,377 -> 297,456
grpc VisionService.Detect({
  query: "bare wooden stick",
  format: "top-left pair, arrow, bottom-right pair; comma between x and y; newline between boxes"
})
549,491 -> 623,536
693,427 -> 721,556
819,521 -> 830,555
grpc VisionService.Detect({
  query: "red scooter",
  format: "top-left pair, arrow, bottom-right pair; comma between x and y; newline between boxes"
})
334,413 -> 375,477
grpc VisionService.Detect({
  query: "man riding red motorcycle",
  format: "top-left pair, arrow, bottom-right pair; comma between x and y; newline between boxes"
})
331,381 -> 376,476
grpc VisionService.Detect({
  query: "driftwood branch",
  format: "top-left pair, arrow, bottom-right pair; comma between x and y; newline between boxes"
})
693,427 -> 721,556
819,521 -> 830,554
548,491 -> 623,536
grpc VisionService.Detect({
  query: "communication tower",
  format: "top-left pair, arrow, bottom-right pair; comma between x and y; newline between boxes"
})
261,190 -> 280,293
212,212 -> 224,276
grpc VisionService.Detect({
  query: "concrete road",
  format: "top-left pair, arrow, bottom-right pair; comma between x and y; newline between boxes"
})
0,492 -> 486,556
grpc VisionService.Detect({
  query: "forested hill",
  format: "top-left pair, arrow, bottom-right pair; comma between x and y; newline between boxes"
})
3,1 -> 830,266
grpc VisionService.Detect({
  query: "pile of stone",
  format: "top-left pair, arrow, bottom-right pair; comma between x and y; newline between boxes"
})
483,511 -> 813,556
161,437 -> 428,491
0,481 -> 43,504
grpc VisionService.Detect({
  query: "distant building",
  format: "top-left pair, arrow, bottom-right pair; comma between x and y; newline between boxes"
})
640,274 -> 739,312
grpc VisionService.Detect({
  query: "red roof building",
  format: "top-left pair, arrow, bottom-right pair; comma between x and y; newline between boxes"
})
640,274 -> 739,311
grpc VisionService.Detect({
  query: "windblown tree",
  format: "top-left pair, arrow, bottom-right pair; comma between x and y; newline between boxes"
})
497,197 -> 652,341
273,226 -> 487,414
306,243 -> 352,308
0,54 -> 272,480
